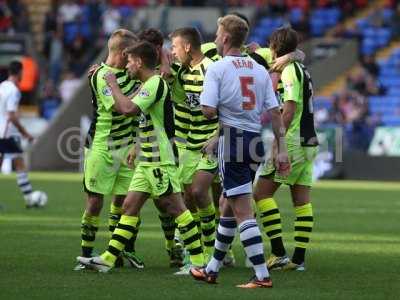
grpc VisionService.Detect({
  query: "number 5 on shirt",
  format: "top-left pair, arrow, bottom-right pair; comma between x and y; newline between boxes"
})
240,76 -> 255,110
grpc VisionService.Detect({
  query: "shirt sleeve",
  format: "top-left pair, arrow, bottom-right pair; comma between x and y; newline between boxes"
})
132,77 -> 159,113
200,64 -> 220,108
6,88 -> 21,112
281,64 -> 301,104
95,70 -> 115,111
250,47 -> 273,70
263,72 -> 279,111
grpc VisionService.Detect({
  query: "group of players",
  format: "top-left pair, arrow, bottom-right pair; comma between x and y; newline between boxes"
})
76,12 -> 318,289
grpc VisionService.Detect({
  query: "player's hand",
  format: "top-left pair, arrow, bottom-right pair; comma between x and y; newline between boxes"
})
87,64 -> 100,77
104,71 -> 118,87
24,132 -> 34,143
246,42 -> 260,53
201,135 -> 219,156
275,151 -> 291,177
270,54 -> 290,73
127,149 -> 137,168
160,48 -> 173,78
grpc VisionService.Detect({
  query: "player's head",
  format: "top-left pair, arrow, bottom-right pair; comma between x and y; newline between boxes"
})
169,27 -> 202,66
138,28 -> 164,61
215,14 -> 249,56
269,27 -> 298,59
230,12 -> 250,27
124,41 -> 158,78
8,60 -> 23,81
108,29 -> 138,64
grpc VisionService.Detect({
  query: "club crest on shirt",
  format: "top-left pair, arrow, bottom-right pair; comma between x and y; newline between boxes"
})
102,86 -> 112,96
139,89 -> 150,98
138,112 -> 147,126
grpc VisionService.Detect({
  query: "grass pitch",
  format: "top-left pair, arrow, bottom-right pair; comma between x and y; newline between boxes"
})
0,173 -> 399,299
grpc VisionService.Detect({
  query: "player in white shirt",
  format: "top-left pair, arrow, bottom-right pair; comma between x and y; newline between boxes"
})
190,15 -> 290,289
0,61 -> 36,207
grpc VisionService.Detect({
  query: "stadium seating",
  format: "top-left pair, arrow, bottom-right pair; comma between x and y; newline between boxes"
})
356,8 -> 395,55
367,48 -> 400,126
249,6 -> 342,45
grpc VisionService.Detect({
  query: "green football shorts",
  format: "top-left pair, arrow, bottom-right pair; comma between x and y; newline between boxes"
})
83,147 -> 134,195
177,148 -> 218,186
259,146 -> 318,186
129,164 -> 181,198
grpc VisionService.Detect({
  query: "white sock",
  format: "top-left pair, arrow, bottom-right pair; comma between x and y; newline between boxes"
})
239,219 -> 269,280
206,217 -> 236,274
17,172 -> 32,200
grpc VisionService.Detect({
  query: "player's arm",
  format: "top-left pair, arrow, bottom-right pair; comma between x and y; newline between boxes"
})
8,112 -> 33,141
6,91 -> 33,141
264,72 -> 290,175
271,49 -> 305,72
280,65 -> 301,132
200,65 -> 219,119
104,71 -> 141,116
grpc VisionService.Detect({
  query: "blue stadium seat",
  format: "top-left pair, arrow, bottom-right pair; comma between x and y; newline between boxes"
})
310,18 -> 325,37
382,8 -> 394,21
289,8 -> 303,24
361,38 -> 377,55
63,22 -> 79,45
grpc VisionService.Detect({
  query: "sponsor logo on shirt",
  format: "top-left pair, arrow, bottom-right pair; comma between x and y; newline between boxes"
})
139,89 -> 150,98
102,86 -> 112,96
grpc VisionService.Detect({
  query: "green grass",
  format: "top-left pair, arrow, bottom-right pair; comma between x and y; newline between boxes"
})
0,173 -> 399,299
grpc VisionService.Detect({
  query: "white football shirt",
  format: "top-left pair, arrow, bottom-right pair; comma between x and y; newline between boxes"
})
0,80 -> 21,138
200,55 -> 278,133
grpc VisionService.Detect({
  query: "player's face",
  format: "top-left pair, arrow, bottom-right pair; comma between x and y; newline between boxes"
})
171,36 -> 190,65
215,26 -> 226,56
126,54 -> 141,78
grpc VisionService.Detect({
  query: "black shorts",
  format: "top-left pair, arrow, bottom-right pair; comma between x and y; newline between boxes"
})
0,137 -> 23,154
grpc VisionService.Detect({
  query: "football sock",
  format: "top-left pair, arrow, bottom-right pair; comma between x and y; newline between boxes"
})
256,198 -> 286,257
125,217 -> 140,253
17,172 -> 33,201
239,219 -> 269,280
158,213 -> 176,251
292,203 -> 313,265
81,211 -> 100,257
101,215 -> 139,265
199,203 -> 216,256
191,210 -> 201,234
206,217 -> 236,274
108,202 -> 122,235
176,210 -> 204,267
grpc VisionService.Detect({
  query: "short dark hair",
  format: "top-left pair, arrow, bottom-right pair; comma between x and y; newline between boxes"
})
169,27 -> 202,50
124,41 -> 158,69
8,61 -> 23,76
269,27 -> 298,57
138,28 -> 164,48
230,12 -> 250,26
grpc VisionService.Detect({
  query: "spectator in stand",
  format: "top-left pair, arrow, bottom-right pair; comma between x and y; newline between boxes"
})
102,4 -> 121,37
391,3 -> 400,40
39,80 -> 61,120
0,0 -> 12,33
292,12 -> 310,42
19,55 -> 40,105
59,71 -> 80,103
67,35 -> 87,76
43,3 -> 59,59
58,0 -> 82,24
49,30 -> 64,84
361,54 -> 379,78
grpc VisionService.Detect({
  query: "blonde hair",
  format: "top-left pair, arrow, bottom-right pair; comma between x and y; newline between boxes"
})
217,15 -> 249,48
108,29 -> 138,52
